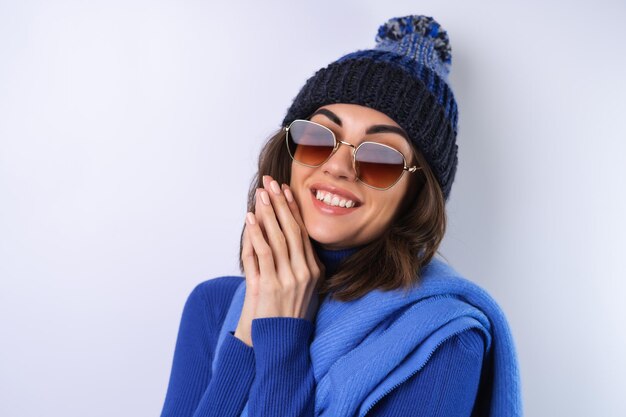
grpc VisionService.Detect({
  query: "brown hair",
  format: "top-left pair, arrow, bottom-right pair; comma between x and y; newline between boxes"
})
238,127 -> 448,302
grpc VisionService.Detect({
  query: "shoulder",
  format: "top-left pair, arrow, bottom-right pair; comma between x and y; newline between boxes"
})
185,276 -> 244,326
421,258 -> 502,311
192,275 -> 244,299
420,258 -> 512,338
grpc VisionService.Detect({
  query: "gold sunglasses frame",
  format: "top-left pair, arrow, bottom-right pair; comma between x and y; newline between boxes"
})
284,119 -> 421,190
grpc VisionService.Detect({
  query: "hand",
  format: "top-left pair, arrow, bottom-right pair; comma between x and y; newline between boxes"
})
234,175 -> 324,346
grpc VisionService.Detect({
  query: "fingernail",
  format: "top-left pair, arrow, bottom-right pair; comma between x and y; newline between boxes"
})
260,190 -> 270,205
270,180 -> 281,195
284,187 -> 294,203
246,212 -> 256,224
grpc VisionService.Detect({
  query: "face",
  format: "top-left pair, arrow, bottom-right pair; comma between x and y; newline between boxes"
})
289,103 -> 416,250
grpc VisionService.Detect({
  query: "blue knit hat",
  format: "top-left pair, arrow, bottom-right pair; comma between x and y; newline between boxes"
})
282,15 -> 459,201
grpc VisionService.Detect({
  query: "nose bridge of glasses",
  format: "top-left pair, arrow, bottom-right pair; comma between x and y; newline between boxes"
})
337,140 -> 357,150
325,139 -> 357,175
333,140 -> 358,164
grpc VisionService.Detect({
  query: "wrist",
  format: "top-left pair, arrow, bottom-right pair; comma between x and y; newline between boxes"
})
234,326 -> 253,347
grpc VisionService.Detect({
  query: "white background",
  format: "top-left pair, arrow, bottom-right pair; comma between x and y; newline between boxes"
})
1,1 -> 625,416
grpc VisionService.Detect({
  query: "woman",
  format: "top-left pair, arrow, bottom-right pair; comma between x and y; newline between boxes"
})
160,15 -> 522,417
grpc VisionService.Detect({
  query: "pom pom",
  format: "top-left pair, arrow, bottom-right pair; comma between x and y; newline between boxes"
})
375,15 -> 451,64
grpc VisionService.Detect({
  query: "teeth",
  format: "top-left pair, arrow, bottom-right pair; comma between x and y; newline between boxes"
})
314,190 -> 356,208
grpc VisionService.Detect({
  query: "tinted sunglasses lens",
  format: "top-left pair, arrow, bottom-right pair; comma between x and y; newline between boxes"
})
355,143 -> 405,189
287,120 -> 335,166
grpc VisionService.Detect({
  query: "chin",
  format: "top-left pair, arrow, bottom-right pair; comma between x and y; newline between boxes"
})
307,227 -> 338,244
305,223 -> 359,249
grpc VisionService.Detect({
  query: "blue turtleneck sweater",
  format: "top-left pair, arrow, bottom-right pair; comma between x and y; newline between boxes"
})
159,247 -> 485,417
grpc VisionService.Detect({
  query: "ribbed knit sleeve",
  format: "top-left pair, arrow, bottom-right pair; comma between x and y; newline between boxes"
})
248,318 -> 316,416
160,277 -> 255,417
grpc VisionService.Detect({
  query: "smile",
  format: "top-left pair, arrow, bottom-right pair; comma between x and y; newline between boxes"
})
315,190 -> 356,208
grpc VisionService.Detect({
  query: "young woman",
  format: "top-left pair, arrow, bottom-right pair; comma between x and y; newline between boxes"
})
160,15 -> 522,417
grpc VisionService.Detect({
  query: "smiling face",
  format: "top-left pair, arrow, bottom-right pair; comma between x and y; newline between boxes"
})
289,103 -> 418,250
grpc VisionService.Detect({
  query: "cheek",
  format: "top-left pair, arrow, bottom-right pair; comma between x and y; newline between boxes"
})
288,162 -> 299,189
288,165 -> 308,205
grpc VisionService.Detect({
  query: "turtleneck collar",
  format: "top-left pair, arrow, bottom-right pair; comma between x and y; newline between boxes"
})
312,240 -> 363,277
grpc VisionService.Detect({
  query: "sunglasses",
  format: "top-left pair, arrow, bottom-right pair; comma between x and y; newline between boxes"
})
285,119 -> 421,190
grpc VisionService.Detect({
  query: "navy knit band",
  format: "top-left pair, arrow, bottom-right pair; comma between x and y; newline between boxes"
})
281,15 -> 459,201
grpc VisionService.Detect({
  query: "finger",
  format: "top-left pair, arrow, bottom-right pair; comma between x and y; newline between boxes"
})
256,183 -> 304,281
241,216 -> 260,286
255,187 -> 289,266
281,182 -> 305,227
245,210 -> 278,282
281,183 -> 324,281
261,176 -> 309,276
253,189 -> 268,241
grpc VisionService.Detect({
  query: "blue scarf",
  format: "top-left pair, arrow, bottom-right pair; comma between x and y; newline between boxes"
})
213,252 -> 522,417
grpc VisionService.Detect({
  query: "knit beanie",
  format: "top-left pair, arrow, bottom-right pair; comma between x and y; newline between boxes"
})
281,15 -> 459,201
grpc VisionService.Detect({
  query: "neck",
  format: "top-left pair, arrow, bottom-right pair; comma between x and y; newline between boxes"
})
312,240 -> 362,277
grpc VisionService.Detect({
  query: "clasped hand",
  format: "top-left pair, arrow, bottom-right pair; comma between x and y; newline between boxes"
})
234,175 -> 324,347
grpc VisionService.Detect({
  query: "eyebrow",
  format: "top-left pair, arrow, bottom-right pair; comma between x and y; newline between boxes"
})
310,108 -> 410,141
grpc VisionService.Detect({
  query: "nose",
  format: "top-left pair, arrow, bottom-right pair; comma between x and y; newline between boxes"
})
321,141 -> 357,182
